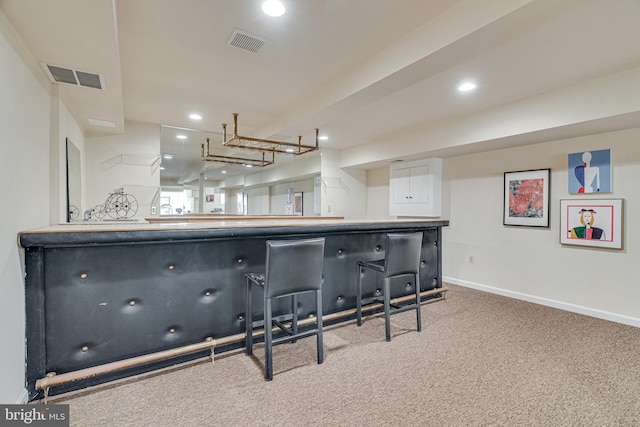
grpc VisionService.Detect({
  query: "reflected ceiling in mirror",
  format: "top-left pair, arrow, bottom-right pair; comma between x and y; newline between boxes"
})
160,125 -> 321,188
160,125 -> 246,186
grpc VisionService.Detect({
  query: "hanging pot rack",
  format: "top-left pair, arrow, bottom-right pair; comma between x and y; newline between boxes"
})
201,137 -> 275,167
222,113 -> 319,155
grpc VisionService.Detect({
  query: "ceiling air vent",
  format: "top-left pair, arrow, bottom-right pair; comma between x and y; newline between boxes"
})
42,64 -> 104,90
227,28 -> 267,54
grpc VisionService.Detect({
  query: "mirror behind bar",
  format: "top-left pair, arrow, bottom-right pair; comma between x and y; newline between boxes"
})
66,138 -> 82,222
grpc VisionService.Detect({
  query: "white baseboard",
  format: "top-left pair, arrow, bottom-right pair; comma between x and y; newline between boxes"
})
16,388 -> 28,404
443,276 -> 640,328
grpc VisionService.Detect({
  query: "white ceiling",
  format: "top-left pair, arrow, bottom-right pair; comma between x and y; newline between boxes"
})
2,0 -> 640,183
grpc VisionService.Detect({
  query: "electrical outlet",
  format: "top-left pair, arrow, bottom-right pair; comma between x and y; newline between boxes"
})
151,206 -> 157,215
327,205 -> 331,213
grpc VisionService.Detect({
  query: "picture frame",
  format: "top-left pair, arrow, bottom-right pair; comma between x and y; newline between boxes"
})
293,192 -> 303,216
503,168 -> 550,227
560,199 -> 623,249
568,149 -> 612,194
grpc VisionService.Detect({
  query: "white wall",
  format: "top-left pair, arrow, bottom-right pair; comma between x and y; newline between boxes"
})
368,128 -> 640,326
85,121 -> 160,219
0,10 -> 51,403
442,128 -> 640,325
366,166 -> 394,220
321,148 -> 366,219
246,186 -> 270,215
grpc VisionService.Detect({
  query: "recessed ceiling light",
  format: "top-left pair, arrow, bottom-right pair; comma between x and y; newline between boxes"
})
262,0 -> 285,17
176,134 -> 187,140
457,81 -> 477,92
318,135 -> 328,141
189,113 -> 202,120
163,154 -> 174,160
160,166 -> 165,170
221,170 -> 227,174
245,164 -> 253,168
286,148 -> 295,153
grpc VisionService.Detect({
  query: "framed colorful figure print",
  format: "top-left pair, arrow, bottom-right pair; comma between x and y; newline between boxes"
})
503,169 -> 550,227
560,199 -> 623,249
568,149 -> 611,194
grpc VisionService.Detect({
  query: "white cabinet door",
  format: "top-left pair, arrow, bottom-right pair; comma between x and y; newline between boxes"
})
389,158 -> 441,217
408,164 -> 430,204
391,167 -> 411,204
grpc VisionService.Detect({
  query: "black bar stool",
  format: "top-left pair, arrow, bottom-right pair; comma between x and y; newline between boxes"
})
245,237 -> 325,381
356,232 -> 423,341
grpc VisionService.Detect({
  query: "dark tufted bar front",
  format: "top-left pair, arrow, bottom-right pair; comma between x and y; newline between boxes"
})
19,218 -> 448,400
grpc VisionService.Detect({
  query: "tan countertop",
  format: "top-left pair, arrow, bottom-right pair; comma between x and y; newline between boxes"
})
20,217 -> 447,234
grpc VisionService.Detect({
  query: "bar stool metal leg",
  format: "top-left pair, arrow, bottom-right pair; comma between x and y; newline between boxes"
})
245,276 -> 253,356
316,289 -> 324,364
383,277 -> 391,342
415,274 -> 422,332
291,294 -> 298,343
264,297 -> 273,381
356,264 -> 363,326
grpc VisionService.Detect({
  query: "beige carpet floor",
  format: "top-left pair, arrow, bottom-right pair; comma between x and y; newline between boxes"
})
48,284 -> 640,426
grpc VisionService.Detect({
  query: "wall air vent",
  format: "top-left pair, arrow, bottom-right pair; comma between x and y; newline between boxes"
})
42,63 -> 105,90
227,28 -> 267,54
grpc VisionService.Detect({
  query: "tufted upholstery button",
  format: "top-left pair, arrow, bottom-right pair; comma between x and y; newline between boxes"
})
168,265 -> 175,271
375,289 -> 381,294
406,283 -> 411,288
237,258 -> 243,264
238,315 -> 244,321
169,328 -> 176,334
337,295 -> 343,301
205,291 -> 211,296
375,245 -> 381,252
420,261 -> 425,267
81,346 -> 88,352
129,300 -> 136,306
80,273 -> 88,279
337,249 -> 343,255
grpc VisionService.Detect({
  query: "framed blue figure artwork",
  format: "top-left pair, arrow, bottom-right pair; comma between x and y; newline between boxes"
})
568,149 -> 611,194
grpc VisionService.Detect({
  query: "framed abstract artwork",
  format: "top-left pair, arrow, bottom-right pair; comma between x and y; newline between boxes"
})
568,149 -> 611,194
560,199 -> 623,249
293,192 -> 303,216
503,169 -> 550,227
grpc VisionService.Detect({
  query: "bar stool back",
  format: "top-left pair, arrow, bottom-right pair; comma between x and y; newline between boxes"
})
356,232 -> 423,341
245,237 -> 325,380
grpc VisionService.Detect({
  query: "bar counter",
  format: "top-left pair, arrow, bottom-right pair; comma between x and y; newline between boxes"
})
19,217 -> 448,399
